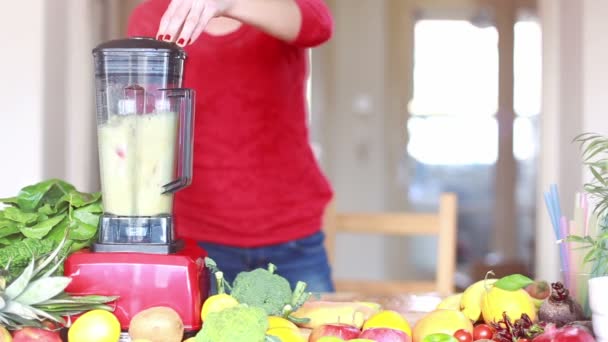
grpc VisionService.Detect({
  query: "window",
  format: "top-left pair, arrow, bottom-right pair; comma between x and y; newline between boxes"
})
408,20 -> 498,165
406,15 -> 542,277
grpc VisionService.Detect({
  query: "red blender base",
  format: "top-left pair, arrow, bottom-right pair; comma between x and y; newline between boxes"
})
63,240 -> 209,331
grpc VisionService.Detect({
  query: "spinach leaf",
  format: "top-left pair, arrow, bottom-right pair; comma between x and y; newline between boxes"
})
58,190 -> 101,209
68,220 -> 98,241
20,214 -> 66,239
0,197 -> 18,206
3,207 -> 38,225
0,234 -> 23,246
16,179 -> 76,212
45,217 -> 70,244
37,203 -> 57,216
0,224 -> 21,239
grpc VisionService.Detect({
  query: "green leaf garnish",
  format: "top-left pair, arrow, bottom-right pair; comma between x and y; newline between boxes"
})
493,274 -> 534,291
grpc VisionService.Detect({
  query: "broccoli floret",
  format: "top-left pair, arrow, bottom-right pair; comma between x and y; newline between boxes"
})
195,304 -> 268,342
230,263 -> 311,318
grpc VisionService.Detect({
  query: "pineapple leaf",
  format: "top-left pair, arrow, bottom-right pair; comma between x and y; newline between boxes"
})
33,234 -> 67,278
4,257 -> 35,299
29,305 -> 64,323
3,312 -> 44,329
8,314 -> 42,330
0,313 -> 11,326
39,311 -> 66,326
0,296 -> 4,310
3,300 -> 43,320
39,295 -> 119,305
14,276 -> 71,305
40,254 -> 67,279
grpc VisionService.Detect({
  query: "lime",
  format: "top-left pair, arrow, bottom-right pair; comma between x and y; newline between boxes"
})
422,333 -> 458,342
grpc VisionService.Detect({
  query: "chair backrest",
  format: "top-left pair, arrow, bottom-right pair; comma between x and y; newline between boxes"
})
323,193 -> 458,296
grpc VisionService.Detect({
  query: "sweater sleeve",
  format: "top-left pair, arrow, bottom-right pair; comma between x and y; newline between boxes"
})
291,0 -> 334,47
126,1 -> 161,38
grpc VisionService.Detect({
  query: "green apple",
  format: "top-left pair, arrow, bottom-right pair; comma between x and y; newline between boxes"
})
422,333 -> 458,342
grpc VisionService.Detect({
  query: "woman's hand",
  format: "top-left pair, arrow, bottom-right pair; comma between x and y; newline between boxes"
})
156,0 -> 238,46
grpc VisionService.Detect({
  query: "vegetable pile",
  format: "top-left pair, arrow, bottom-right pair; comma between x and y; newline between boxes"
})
0,235 -> 117,330
197,258 -> 312,342
0,179 -> 102,281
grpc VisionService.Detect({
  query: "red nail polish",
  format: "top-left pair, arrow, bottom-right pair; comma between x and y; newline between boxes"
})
163,34 -> 171,41
157,34 -> 163,40
177,38 -> 185,45
187,39 -> 192,45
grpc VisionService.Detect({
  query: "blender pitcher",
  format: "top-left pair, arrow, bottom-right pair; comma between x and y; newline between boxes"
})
92,37 -> 195,254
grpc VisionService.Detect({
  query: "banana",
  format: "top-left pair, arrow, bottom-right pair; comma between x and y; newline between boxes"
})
290,300 -> 381,329
460,278 -> 497,322
436,293 -> 463,310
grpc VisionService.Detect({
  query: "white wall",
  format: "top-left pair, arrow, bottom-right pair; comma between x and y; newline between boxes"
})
0,1 -> 113,198
0,1 -> 45,196
536,0 -> 608,282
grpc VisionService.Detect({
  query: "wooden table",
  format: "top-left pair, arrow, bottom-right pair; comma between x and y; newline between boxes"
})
296,292 -> 443,338
317,292 -> 442,324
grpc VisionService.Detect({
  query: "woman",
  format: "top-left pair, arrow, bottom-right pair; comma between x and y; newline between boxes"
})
127,0 -> 335,292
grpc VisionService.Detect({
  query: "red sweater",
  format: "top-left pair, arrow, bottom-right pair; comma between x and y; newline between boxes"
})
127,0 -> 334,247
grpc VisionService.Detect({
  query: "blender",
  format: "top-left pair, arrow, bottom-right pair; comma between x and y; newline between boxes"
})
63,37 -> 209,334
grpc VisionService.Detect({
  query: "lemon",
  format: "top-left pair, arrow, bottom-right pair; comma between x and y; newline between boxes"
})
268,316 -> 299,330
362,310 -> 412,336
412,309 -> 472,342
480,286 -> 536,324
67,309 -> 121,342
201,293 -> 239,321
267,327 -> 306,342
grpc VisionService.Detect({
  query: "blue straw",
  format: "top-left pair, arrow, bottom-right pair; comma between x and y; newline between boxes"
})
550,184 -> 563,223
544,191 -> 559,239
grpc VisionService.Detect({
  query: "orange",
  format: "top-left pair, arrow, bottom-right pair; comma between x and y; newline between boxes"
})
362,310 -> 412,336
67,309 -> 121,342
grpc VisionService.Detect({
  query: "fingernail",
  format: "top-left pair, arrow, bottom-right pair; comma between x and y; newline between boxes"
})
177,38 -> 185,46
163,34 -> 171,41
187,39 -> 192,45
157,34 -> 163,40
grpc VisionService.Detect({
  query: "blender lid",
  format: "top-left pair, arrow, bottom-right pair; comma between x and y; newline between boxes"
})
93,36 -> 186,59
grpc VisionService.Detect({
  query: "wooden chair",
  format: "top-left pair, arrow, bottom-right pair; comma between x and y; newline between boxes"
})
323,193 -> 458,296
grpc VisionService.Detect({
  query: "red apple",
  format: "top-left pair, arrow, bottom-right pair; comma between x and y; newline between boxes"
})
309,323 -> 361,342
12,327 -> 62,342
359,328 -> 411,342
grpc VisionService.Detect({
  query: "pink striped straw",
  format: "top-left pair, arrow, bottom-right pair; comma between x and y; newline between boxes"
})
559,216 -> 570,286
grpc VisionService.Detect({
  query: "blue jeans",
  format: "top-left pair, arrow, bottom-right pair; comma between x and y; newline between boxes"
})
199,231 -> 335,294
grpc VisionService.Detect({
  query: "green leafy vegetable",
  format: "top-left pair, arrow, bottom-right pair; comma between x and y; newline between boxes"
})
0,179 -> 103,279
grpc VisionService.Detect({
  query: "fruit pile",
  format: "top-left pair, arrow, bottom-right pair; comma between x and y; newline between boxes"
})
0,238 -> 600,342
426,273 -> 596,342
